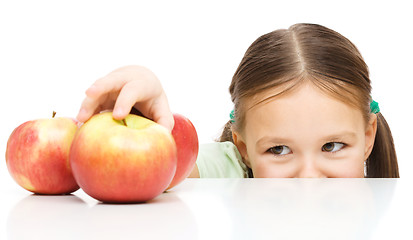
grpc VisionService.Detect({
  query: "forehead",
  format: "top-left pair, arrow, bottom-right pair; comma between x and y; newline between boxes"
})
243,82 -> 365,140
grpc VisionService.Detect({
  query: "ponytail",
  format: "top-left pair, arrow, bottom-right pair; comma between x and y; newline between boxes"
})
218,120 -> 234,143
366,113 -> 399,178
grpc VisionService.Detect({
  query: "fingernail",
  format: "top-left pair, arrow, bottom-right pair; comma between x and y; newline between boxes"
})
113,108 -> 124,118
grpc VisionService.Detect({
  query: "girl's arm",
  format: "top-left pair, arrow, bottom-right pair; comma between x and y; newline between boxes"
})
76,65 -> 174,132
188,166 -> 200,178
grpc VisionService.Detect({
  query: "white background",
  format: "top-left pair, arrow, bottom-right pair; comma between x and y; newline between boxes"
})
1,1 -> 412,239
1,0 -> 412,207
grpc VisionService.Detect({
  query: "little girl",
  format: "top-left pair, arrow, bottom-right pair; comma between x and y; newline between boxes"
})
77,23 -> 399,178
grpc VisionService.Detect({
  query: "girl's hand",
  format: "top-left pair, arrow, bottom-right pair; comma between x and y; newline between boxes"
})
76,65 -> 174,131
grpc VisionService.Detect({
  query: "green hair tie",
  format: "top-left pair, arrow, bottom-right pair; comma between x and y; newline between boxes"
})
230,109 -> 235,123
370,100 -> 380,114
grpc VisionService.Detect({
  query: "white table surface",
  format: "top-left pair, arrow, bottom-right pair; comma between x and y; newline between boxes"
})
2,178 -> 413,240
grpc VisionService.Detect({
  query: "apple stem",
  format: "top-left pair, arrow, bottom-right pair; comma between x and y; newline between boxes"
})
122,119 -> 128,126
52,111 -> 56,118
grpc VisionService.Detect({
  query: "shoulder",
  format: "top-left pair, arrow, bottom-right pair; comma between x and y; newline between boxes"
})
196,141 -> 248,178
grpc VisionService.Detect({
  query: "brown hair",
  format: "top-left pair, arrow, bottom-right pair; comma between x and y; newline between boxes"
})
219,23 -> 399,178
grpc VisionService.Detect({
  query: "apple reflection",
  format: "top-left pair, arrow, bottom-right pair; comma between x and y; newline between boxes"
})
7,192 -> 197,240
7,194 -> 88,240
81,192 -> 197,239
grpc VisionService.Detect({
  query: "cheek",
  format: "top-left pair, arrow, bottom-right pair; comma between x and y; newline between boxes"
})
325,160 -> 365,178
252,162 -> 281,178
249,155 -> 296,178
253,165 -> 295,178
320,149 -> 366,178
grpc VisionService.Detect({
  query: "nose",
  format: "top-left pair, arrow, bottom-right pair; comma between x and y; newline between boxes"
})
296,158 -> 326,178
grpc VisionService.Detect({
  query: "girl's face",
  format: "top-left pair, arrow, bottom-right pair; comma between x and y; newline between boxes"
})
233,82 -> 377,178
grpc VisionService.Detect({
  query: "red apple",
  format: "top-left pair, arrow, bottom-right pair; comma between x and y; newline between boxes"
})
6,112 -> 79,194
69,112 -> 177,203
167,113 -> 199,189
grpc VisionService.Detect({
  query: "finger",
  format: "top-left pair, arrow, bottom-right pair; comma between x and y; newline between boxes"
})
153,109 -> 175,132
112,80 -> 143,120
85,73 -> 129,100
112,78 -> 161,120
141,94 -> 174,132
153,94 -> 174,132
76,94 -> 104,122
76,108 -> 88,123
76,96 -> 101,123
79,72 -> 130,122
113,82 -> 174,131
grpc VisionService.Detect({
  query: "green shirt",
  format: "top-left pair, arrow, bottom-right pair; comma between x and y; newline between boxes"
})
196,141 -> 249,178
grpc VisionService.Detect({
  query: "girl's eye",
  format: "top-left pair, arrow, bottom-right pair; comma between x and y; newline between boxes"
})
322,142 -> 345,153
267,145 -> 291,156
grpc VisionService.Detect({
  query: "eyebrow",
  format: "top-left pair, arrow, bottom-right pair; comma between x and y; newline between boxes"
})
256,131 -> 358,147
323,131 -> 358,141
256,136 -> 292,148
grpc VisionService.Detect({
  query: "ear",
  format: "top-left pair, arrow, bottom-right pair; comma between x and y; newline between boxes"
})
232,130 -> 251,168
364,113 -> 378,160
